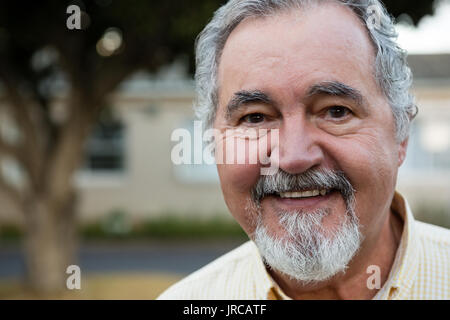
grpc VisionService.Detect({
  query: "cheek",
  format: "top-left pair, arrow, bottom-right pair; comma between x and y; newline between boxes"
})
216,163 -> 261,234
215,132 -> 272,194
345,140 -> 396,185
215,131 -> 275,234
217,163 -> 260,195
328,135 -> 399,222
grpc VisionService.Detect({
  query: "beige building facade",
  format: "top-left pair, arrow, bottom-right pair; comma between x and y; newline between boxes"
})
1,55 -> 450,225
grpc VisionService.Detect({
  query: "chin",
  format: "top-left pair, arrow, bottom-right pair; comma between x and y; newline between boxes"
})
253,205 -> 363,283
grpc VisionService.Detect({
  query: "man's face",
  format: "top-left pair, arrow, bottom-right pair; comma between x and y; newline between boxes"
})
213,4 -> 407,265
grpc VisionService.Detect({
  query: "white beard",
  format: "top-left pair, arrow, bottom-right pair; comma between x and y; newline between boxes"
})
253,208 -> 362,283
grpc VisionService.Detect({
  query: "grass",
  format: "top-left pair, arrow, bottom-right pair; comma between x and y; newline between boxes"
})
0,272 -> 183,300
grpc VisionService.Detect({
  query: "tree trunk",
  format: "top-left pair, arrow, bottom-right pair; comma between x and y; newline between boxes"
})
22,191 -> 78,295
20,93 -> 94,295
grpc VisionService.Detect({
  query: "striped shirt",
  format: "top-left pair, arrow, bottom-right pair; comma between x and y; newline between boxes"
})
157,192 -> 450,299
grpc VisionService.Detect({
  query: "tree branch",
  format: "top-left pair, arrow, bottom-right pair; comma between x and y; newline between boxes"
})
0,58 -> 51,186
0,137 -> 25,163
0,176 -> 22,206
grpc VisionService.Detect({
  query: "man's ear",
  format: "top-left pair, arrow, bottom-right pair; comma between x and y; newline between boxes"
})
398,137 -> 409,167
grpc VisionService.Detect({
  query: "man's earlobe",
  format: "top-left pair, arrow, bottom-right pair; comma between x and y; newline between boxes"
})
398,137 -> 409,167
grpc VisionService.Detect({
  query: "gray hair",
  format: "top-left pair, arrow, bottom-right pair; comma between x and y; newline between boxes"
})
194,0 -> 418,141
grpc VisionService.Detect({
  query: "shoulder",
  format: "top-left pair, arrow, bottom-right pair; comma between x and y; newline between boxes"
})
415,220 -> 450,262
157,241 -> 260,300
412,221 -> 450,298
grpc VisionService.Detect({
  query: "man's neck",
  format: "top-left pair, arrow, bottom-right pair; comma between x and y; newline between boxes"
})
268,209 -> 404,300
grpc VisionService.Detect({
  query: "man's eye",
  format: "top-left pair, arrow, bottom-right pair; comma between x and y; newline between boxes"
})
326,106 -> 351,119
241,113 -> 265,124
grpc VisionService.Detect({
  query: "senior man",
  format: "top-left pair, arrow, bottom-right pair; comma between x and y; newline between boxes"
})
159,0 -> 450,300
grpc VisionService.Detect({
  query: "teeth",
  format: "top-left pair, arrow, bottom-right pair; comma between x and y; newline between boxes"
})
302,190 -> 313,197
279,189 -> 328,198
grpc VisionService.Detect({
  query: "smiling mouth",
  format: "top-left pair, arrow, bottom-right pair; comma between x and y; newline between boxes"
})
277,189 -> 333,199
259,189 -> 338,210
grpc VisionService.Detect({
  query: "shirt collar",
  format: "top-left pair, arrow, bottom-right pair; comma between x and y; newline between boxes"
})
252,191 -> 420,300
375,191 -> 420,299
250,241 -> 293,300
247,241 -> 282,299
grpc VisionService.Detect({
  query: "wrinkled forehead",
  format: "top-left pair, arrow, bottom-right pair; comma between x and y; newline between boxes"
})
216,3 -> 378,104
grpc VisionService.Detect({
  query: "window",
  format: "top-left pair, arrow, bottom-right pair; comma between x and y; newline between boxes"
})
83,120 -> 125,172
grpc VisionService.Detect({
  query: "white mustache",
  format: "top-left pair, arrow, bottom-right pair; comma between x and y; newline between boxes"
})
251,168 -> 355,207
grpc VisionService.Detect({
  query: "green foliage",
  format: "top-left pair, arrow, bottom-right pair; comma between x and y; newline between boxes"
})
134,215 -> 247,240
383,0 -> 437,25
0,0 -> 226,88
0,225 -> 22,241
82,209 -> 133,239
80,210 -> 247,240
0,211 -> 247,241
3,204 -> 449,242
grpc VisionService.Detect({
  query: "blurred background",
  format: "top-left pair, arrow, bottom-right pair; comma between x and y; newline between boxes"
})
0,0 -> 449,299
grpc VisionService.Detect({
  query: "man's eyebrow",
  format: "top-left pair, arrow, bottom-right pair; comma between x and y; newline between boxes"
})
306,80 -> 368,113
226,90 -> 273,119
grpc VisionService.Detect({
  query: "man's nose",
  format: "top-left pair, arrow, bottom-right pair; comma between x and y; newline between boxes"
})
277,116 -> 325,174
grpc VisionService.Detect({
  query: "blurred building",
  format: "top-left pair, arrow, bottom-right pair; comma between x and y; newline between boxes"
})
397,54 -> 450,223
73,63 -> 227,223
1,54 -> 450,225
